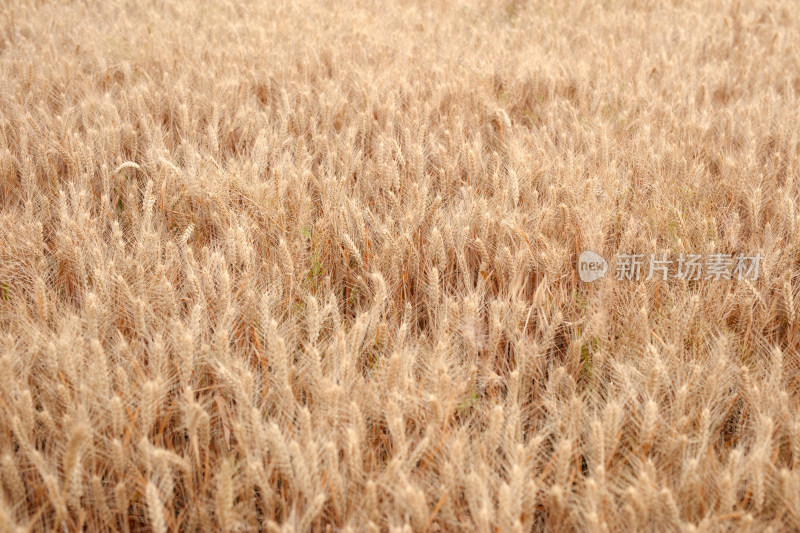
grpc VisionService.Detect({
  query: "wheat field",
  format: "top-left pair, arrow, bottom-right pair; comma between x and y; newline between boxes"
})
1,0 -> 800,531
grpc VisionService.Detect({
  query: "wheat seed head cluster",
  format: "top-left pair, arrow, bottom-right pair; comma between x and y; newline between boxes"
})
1,0 -> 800,531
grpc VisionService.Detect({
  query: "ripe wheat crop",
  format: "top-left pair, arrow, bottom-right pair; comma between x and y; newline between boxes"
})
1,0 -> 800,531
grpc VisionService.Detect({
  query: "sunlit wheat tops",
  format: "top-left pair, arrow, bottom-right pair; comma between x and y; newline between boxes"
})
1,0 -> 800,531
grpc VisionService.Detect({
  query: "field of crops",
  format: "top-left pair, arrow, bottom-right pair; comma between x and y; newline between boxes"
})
1,0 -> 800,530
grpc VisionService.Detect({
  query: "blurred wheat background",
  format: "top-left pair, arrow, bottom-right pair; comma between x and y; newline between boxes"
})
1,0 -> 800,531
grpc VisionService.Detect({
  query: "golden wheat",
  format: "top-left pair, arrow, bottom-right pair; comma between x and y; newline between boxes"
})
1,0 -> 800,530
